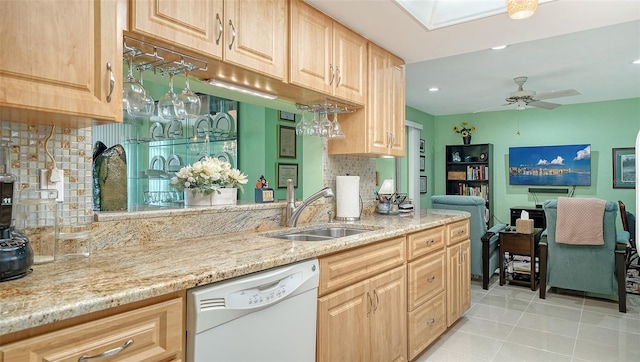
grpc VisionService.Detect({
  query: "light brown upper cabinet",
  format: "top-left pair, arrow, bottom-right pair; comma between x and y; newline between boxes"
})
130,0 -> 287,80
289,0 -> 366,105
328,43 -> 405,157
0,0 -> 122,127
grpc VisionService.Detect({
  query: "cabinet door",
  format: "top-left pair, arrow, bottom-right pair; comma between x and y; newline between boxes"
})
0,0 -> 121,126
130,0 -> 223,59
460,239 -> 472,313
388,53 -> 405,157
0,298 -> 184,361
317,280 -> 370,362
368,43 -> 391,155
446,244 -> 462,327
369,266 -> 407,362
332,22 -> 367,105
225,0 -> 287,80
289,0 -> 333,94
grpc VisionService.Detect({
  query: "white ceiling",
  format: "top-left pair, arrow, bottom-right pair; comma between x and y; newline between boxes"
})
305,0 -> 640,116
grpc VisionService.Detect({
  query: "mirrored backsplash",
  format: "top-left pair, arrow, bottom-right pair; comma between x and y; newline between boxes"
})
1,121 -> 93,227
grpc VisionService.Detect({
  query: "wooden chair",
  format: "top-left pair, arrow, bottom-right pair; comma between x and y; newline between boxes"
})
619,200 -> 638,268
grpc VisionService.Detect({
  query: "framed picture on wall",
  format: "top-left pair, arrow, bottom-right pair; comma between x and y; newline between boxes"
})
612,147 -> 636,189
420,155 -> 425,172
420,139 -> 425,153
279,111 -> 296,122
277,163 -> 298,188
420,176 -> 427,193
278,125 -> 297,158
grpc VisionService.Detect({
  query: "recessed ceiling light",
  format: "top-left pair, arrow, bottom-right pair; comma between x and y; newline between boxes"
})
428,87 -> 440,92
633,59 -> 640,64
491,45 -> 508,50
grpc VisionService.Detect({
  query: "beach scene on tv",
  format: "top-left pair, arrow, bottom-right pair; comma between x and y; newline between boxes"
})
508,144 -> 591,186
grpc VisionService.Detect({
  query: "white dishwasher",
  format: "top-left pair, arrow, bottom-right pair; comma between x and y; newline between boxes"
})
186,258 -> 319,362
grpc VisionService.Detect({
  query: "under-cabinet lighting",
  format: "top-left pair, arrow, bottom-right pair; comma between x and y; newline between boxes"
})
207,79 -> 278,100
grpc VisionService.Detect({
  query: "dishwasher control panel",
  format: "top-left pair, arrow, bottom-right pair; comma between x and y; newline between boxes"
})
227,272 -> 303,308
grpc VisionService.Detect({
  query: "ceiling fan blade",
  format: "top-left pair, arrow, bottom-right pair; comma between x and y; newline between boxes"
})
535,89 -> 581,100
528,100 -> 561,110
473,103 -> 512,113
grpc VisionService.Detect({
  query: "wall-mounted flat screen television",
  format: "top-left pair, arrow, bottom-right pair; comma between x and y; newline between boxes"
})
508,144 -> 591,186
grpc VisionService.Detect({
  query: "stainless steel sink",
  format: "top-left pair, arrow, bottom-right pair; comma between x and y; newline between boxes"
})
270,226 -> 375,241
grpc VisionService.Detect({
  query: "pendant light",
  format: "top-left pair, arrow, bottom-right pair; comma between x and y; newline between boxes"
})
506,0 -> 538,20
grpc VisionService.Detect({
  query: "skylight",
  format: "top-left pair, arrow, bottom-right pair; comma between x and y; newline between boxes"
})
394,0 -> 553,30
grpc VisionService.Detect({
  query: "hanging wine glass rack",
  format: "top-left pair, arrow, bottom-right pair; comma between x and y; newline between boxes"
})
123,36 -> 208,76
295,100 -> 360,115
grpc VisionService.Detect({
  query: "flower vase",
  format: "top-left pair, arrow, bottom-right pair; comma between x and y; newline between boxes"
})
211,188 -> 238,205
463,135 -> 471,145
184,189 -> 212,207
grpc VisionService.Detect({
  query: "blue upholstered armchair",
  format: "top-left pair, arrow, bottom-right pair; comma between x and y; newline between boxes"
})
431,195 -> 506,289
539,199 -> 629,313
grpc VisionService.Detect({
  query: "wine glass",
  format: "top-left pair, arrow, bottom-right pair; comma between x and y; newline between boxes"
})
330,112 -> 346,139
295,110 -> 309,136
122,54 -> 147,116
307,112 -> 320,136
137,67 -> 155,117
320,112 -> 332,138
158,72 -> 186,121
178,69 -> 201,119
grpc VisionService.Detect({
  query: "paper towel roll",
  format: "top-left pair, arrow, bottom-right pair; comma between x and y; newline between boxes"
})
336,176 -> 360,220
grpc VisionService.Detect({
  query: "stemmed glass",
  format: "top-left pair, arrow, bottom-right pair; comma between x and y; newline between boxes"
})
307,112 -> 320,136
295,110 -> 309,136
320,112 -> 333,137
330,113 -> 346,139
158,72 -> 186,121
137,67 -> 155,117
122,54 -> 147,117
177,69 -> 201,119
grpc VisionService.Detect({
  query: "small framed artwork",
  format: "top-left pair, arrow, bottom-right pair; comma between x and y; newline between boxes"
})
277,163 -> 298,188
278,125 -> 297,158
420,155 -> 425,172
420,139 -> 425,153
279,111 -> 296,122
420,176 -> 427,194
612,147 -> 636,189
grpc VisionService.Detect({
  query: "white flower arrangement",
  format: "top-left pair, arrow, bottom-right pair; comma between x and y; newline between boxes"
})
170,157 -> 248,196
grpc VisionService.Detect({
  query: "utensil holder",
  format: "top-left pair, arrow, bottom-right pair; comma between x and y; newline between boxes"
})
15,189 -> 59,264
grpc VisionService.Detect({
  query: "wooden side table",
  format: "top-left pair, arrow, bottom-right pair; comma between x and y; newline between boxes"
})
499,228 -> 542,291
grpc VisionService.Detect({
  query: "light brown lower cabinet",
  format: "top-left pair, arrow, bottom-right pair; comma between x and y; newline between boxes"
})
317,236 -> 407,362
317,265 -> 407,362
446,239 -> 471,327
0,297 -> 184,362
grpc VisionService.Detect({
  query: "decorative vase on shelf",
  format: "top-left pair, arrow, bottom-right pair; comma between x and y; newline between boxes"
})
463,135 -> 472,145
184,189 -> 212,207
211,188 -> 238,205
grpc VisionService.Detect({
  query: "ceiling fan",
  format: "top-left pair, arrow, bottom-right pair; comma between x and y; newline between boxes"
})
477,76 -> 581,112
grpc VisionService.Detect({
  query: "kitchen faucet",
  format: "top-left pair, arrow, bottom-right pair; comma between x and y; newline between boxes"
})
285,179 -> 334,227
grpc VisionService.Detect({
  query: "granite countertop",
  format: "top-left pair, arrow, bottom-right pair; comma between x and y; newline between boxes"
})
0,209 -> 468,336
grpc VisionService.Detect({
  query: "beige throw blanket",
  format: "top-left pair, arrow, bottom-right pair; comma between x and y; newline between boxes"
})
555,197 -> 606,245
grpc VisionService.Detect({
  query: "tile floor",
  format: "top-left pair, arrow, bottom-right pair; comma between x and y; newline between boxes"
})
416,278 -> 640,361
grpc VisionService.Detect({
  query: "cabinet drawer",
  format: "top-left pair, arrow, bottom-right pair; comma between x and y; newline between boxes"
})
407,291 -> 446,360
407,250 -> 445,311
319,236 -> 405,296
407,226 -> 445,260
447,219 -> 470,245
0,298 -> 183,362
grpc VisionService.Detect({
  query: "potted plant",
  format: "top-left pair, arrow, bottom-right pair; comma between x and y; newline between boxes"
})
453,121 -> 476,145
170,157 -> 248,206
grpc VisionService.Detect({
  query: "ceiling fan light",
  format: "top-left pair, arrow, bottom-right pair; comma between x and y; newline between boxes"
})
506,0 -> 538,20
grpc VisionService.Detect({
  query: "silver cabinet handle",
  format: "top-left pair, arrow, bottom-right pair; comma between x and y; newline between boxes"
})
106,62 -> 114,103
228,19 -> 236,50
427,275 -> 435,282
78,339 -> 134,361
335,66 -> 341,88
329,64 -> 335,86
366,291 -> 372,317
215,13 -> 223,45
426,318 -> 435,326
425,239 -> 435,246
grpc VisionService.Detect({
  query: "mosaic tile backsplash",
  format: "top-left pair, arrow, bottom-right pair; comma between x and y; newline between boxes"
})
1,121 -> 94,227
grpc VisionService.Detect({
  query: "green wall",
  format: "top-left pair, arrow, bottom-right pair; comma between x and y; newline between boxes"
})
427,98 -> 639,226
